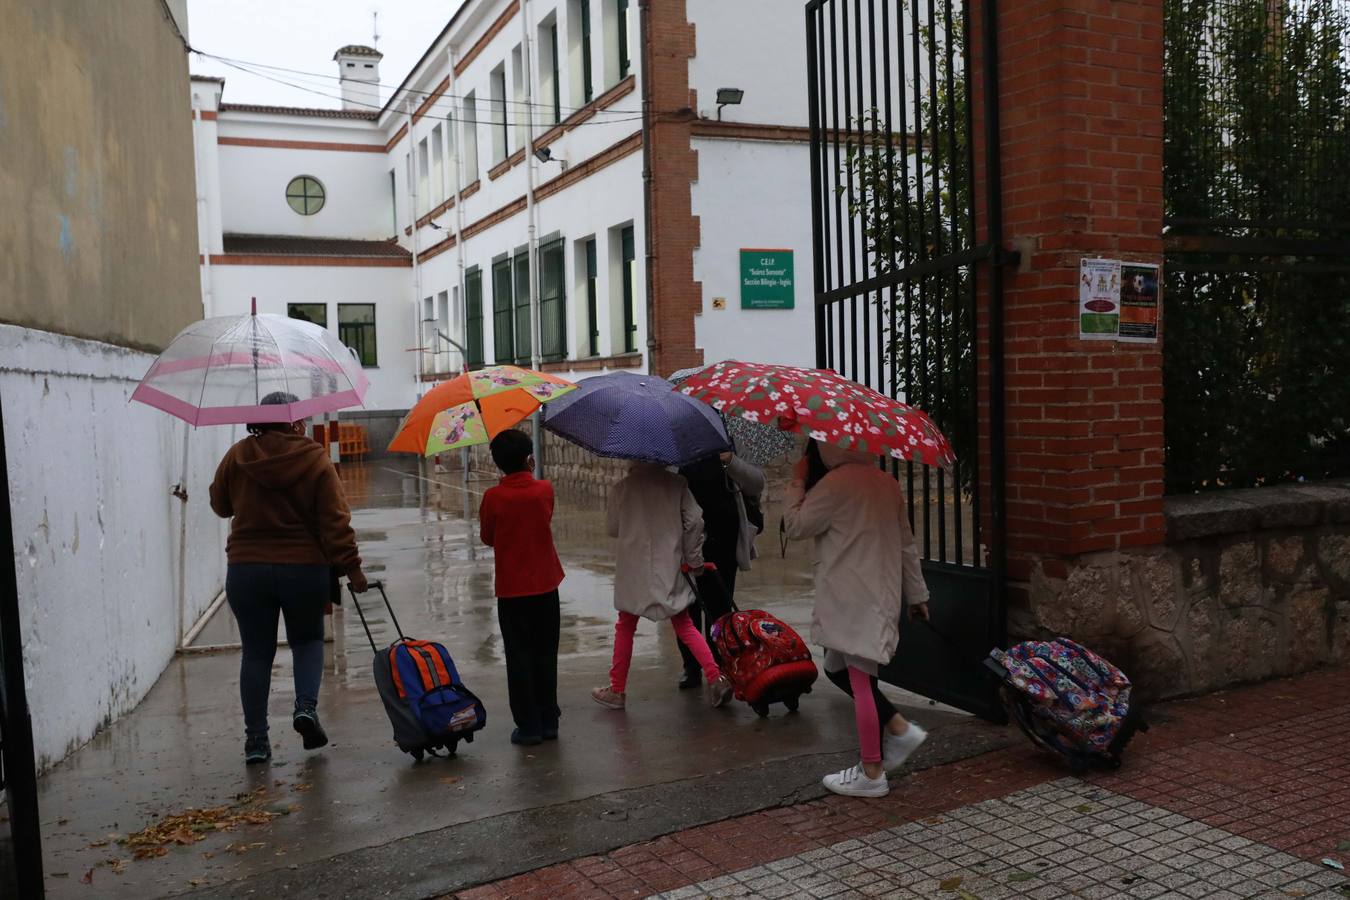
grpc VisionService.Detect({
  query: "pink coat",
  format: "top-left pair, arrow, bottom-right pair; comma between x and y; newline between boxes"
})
607,463 -> 706,621
784,448 -> 929,664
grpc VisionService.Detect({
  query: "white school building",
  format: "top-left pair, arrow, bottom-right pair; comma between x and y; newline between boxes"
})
189,0 -> 820,436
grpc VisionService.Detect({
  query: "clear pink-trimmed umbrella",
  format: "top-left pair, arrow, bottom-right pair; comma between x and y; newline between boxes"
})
131,300 -> 368,425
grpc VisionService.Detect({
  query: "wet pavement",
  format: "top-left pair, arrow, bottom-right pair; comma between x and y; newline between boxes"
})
36,459 -> 982,899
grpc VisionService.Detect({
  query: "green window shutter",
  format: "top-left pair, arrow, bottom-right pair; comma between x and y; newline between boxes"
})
492,257 -> 514,364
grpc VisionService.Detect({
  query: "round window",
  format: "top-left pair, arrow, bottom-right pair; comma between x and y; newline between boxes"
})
285,176 -> 326,215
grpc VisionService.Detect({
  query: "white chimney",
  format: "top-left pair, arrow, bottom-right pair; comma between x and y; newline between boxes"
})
334,45 -> 383,112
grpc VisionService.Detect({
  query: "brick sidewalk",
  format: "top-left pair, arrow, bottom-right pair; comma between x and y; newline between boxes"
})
454,668 -> 1350,899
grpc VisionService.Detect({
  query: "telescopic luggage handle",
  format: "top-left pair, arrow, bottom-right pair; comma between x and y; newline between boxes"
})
347,580 -> 406,655
680,562 -> 740,614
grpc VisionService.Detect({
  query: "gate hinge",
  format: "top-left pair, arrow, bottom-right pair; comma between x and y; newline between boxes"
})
995,245 -> 1023,269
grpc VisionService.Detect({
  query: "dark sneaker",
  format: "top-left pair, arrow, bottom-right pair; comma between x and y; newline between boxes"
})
244,734 -> 271,765
511,728 -> 543,746
542,725 -> 559,741
678,669 -> 702,691
292,708 -> 329,750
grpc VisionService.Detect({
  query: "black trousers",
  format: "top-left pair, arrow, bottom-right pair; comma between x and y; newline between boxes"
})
679,550 -> 737,674
497,590 -> 561,736
824,666 -> 899,758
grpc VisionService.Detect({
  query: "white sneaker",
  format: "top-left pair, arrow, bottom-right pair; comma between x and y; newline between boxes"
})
822,763 -> 890,798
882,723 -> 928,771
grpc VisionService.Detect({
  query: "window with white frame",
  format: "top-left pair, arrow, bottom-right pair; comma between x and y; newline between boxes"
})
511,45 -> 527,150
489,64 -> 508,163
462,93 -> 480,182
417,138 -> 430,215
579,237 -> 599,357
431,125 -> 444,203
568,0 -> 594,107
609,223 -> 638,354
603,0 -> 631,88
539,13 -> 561,125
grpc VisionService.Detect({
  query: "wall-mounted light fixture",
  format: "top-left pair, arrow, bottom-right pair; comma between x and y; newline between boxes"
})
716,87 -> 744,121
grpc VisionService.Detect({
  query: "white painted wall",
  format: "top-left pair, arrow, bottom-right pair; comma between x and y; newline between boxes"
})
1,325 -> 233,771
687,0 -> 811,126
208,265 -> 415,411
691,137 -> 817,368
216,139 -> 393,240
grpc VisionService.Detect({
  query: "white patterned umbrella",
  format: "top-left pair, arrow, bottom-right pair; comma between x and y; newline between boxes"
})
132,302 -> 368,426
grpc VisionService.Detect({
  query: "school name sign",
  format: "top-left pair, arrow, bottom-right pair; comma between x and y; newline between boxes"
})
739,249 -> 795,309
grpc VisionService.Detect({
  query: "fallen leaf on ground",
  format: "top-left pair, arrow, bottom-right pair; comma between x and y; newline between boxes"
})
939,876 -> 963,891
1072,804 -> 1093,814
107,858 -> 126,875
922,816 -> 945,826
291,783 -> 313,793
957,890 -> 980,900
1337,840 -> 1350,851
438,776 -> 462,785
80,869 -> 94,885
88,840 -> 109,848
50,872 -> 69,879
1008,872 -> 1035,883
188,879 -> 204,887
121,791 -> 282,861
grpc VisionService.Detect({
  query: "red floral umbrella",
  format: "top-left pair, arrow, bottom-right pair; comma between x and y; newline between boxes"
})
677,361 -> 955,469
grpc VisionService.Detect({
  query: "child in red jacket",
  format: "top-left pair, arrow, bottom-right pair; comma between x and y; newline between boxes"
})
479,430 -> 565,746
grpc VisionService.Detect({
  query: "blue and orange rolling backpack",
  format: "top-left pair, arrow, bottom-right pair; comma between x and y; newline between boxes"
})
350,581 -> 486,760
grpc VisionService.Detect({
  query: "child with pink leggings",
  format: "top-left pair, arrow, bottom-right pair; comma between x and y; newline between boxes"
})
784,441 -> 933,798
591,462 -> 733,710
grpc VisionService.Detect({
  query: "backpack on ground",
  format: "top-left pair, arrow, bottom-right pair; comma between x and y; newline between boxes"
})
351,581 -> 487,761
686,566 -> 818,717
985,637 -> 1147,771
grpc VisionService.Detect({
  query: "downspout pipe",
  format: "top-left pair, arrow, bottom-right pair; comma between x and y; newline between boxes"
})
639,0 -> 657,376
520,0 -> 545,477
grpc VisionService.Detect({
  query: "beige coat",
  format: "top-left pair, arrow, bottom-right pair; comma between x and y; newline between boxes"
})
607,463 -> 705,621
783,447 -> 930,664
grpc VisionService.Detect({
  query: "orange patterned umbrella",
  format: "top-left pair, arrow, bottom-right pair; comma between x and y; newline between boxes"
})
388,366 -> 576,456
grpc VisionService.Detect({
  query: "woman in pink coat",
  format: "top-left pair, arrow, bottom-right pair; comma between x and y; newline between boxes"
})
784,441 -> 932,798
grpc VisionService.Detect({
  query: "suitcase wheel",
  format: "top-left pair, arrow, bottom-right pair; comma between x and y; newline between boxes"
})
447,739 -> 460,756
784,695 -> 800,713
751,702 -> 771,718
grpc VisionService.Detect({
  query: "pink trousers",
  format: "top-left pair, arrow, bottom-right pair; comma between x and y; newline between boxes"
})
849,667 -> 883,765
610,610 -> 720,694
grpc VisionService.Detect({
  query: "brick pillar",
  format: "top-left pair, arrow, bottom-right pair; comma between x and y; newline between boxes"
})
971,1 -> 1166,602
641,0 -> 704,378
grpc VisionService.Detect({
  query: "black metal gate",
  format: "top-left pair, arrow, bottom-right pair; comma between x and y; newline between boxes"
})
805,0 -> 1009,720
1,392 -> 45,897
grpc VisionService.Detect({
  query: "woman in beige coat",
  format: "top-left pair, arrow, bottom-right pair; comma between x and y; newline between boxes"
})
591,462 -> 734,710
784,441 -> 931,798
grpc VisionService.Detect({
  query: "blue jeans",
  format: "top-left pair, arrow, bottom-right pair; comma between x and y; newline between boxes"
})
226,563 -> 328,737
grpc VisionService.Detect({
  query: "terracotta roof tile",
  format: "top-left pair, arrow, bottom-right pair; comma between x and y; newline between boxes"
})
335,44 -> 383,59
218,103 -> 379,121
222,235 -> 410,258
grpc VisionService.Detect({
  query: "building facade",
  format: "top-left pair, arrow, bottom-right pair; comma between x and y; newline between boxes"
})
190,0 -> 820,426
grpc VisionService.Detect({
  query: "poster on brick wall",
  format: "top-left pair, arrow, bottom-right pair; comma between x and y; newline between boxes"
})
1117,262 -> 1160,343
1078,258 -> 1120,340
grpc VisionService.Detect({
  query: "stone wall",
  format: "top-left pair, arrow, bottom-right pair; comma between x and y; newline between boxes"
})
1011,482 -> 1350,702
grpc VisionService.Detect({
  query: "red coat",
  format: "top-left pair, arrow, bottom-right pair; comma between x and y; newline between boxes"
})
479,472 -> 565,599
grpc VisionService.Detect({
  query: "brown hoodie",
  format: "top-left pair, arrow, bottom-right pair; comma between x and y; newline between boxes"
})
209,432 -> 362,576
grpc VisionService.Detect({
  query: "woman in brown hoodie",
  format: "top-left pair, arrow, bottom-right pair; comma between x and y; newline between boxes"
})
209,392 -> 368,764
